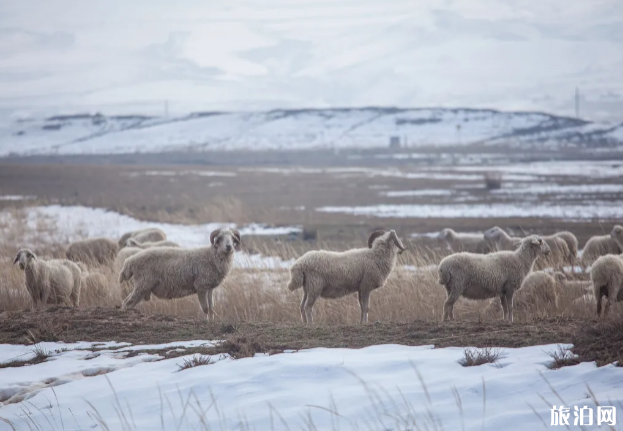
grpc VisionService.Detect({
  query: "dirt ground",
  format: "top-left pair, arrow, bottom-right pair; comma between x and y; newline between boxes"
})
0,307 -> 619,367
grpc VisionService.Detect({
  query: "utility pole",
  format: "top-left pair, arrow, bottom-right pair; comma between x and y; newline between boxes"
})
575,87 -> 580,118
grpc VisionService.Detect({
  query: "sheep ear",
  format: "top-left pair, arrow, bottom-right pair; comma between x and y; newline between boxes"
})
13,254 -> 19,264
127,238 -> 138,247
210,228 -> 222,245
368,230 -> 385,248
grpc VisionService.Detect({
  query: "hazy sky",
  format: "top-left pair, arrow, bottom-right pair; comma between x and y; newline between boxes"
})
1,0 -> 622,121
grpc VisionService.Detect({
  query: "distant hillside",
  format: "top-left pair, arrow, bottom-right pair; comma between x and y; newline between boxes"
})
1,108 -> 622,156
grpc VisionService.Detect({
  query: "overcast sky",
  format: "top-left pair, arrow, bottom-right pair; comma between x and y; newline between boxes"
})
1,0 -> 622,122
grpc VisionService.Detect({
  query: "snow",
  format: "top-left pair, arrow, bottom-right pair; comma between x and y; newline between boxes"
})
318,202 -> 623,221
383,189 -> 455,197
0,195 -> 35,201
492,183 -> 623,195
0,342 -> 620,430
0,109 -> 621,156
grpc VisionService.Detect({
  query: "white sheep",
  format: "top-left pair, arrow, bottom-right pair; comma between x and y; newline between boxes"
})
66,237 -> 119,267
590,254 -> 623,317
287,230 -> 406,324
119,228 -> 240,320
437,235 -> 551,322
118,228 -> 167,248
437,228 -> 492,254
13,249 -> 81,308
125,238 -> 180,249
484,227 -> 568,270
581,233 -> 621,268
610,225 -> 623,250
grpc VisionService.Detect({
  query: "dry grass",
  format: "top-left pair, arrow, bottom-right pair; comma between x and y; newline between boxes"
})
459,347 -> 505,367
0,208 -> 612,326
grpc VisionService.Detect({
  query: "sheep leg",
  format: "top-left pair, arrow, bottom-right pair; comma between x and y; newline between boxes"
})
299,290 -> 308,324
596,293 -> 602,317
358,290 -> 371,324
304,291 -> 320,325
500,295 -> 508,320
442,290 -> 460,321
505,292 -> 515,322
196,288 -> 217,321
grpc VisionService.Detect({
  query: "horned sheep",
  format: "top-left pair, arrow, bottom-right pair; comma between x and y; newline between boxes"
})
437,228 -> 492,254
13,249 -> 81,308
287,229 -> 406,324
437,235 -> 551,322
66,237 -> 118,267
119,228 -> 241,320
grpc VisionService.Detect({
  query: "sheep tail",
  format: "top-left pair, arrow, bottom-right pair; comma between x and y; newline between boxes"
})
287,266 -> 304,291
437,264 -> 451,286
118,261 -> 133,284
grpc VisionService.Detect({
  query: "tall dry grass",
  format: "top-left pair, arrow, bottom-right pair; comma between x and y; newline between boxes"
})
0,208 -> 606,324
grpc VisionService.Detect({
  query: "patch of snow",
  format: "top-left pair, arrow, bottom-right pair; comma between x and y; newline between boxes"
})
0,195 -> 35,201
317,202 -> 623,221
492,183 -> 623,195
0,343 -> 620,430
383,189 -> 454,197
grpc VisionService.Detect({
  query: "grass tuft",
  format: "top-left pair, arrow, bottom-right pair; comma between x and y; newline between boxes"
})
459,347 -> 504,367
177,355 -> 216,371
547,345 -> 580,369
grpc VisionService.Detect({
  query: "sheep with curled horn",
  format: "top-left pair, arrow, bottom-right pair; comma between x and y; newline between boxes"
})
119,228 -> 241,320
287,229 -> 406,324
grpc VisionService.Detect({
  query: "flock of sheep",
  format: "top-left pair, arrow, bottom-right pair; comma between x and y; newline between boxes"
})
11,222 -> 623,323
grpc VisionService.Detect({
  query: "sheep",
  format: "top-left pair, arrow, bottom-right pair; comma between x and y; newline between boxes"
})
13,249 -> 81,308
484,227 -> 568,270
113,247 -> 143,273
125,238 -> 180,249
76,262 -> 109,298
437,228 -> 492,254
581,233 -> 621,268
437,235 -> 551,322
548,231 -> 578,266
119,228 -> 241,320
515,271 -> 560,309
287,229 -> 406,324
590,254 -> 623,317
66,237 -> 119,267
610,225 -> 623,250
118,228 -> 167,248
483,226 -> 522,251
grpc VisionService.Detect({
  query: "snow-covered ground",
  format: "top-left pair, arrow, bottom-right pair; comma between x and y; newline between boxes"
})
1,109 -> 621,156
0,342 -> 620,430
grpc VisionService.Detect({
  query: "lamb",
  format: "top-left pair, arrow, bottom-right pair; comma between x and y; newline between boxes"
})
76,263 -> 109,298
437,228 -> 492,254
66,238 -> 119,267
118,228 -> 167,248
515,271 -> 560,309
581,233 -> 621,268
287,229 -> 406,324
590,254 -> 623,317
125,238 -> 180,249
119,228 -> 241,320
437,235 -> 551,322
13,249 -> 81,308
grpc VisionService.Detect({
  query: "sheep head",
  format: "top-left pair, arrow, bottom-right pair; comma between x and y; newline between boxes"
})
483,226 -> 503,241
611,225 -> 623,247
13,249 -> 36,270
437,228 -> 451,242
368,230 -> 406,254
210,228 -> 242,255
521,235 -> 550,257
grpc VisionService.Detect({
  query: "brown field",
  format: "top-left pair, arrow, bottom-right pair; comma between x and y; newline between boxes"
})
1,152 -> 622,365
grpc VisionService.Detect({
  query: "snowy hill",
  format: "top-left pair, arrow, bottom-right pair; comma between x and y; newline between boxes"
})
1,108 -> 622,156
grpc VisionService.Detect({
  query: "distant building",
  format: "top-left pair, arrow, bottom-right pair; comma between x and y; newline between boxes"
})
389,136 -> 401,148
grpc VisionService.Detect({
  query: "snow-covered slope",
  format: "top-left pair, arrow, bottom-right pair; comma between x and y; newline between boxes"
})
1,108 -> 622,156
